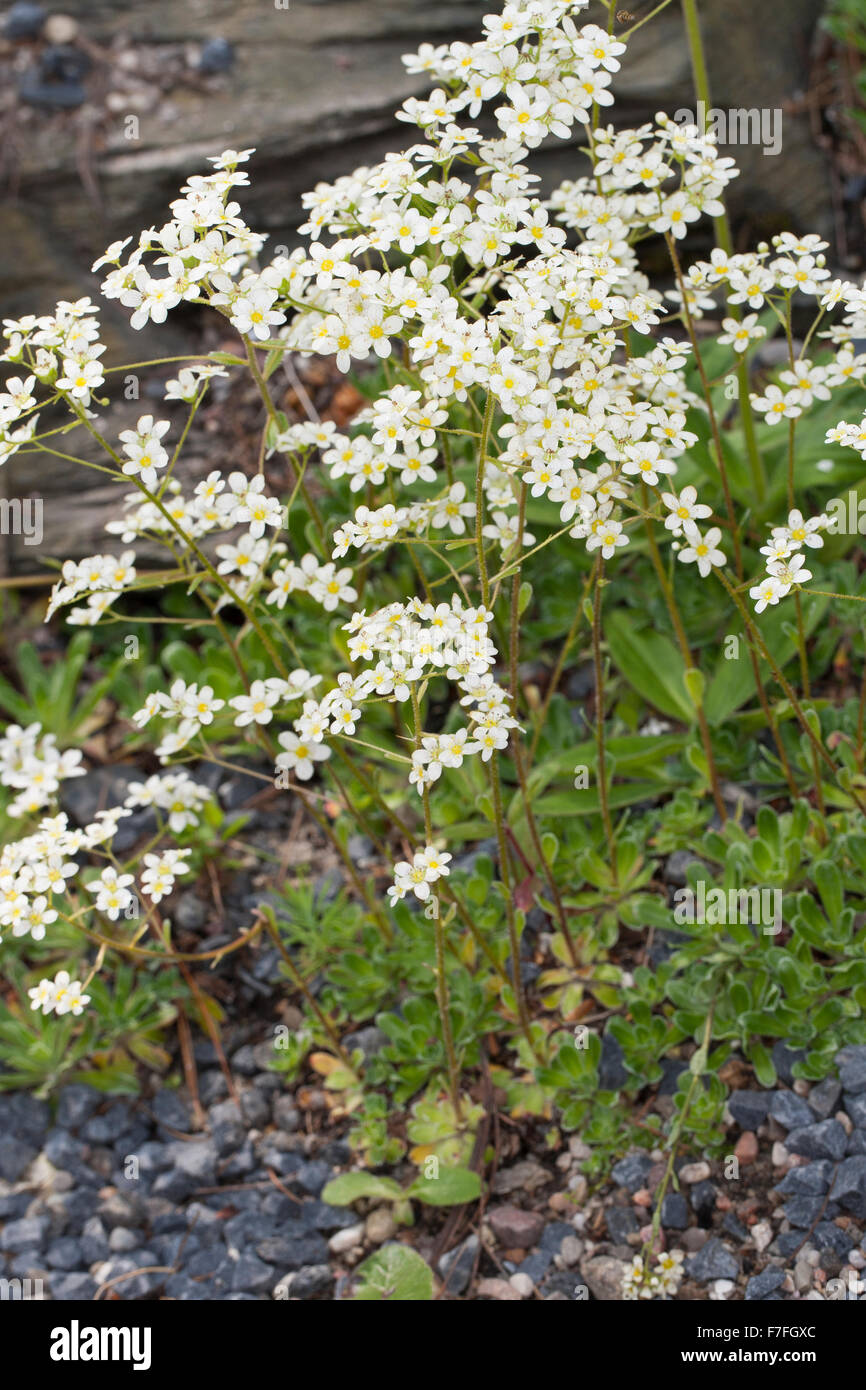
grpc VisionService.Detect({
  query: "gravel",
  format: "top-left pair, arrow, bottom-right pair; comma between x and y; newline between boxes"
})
745,1267 -> 786,1300
769,1090 -> 815,1130
685,1238 -> 739,1282
785,1120 -> 848,1161
728,1090 -> 771,1129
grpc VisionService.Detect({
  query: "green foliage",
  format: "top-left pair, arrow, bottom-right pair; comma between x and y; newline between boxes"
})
349,1244 -> 433,1301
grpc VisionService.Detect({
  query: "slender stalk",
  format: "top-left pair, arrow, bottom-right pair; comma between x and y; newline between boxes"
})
262,913 -> 359,1074
719,571 -> 866,814
643,501 -> 727,821
476,389 -> 496,609
528,568 -> 597,764
644,1000 -> 716,1269
506,483 -> 581,965
592,557 -> 617,881
489,755 -> 537,1053
410,686 -> 462,1119
243,336 -> 328,548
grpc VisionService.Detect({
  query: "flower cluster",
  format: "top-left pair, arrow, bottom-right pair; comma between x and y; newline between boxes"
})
749,509 -> 827,613
0,723 -> 85,817
28,969 -> 90,1017
621,1249 -> 685,1300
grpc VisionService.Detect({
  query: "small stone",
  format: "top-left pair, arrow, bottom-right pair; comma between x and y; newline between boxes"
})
209,1100 -> 245,1157
769,1090 -> 814,1130
660,1192 -> 689,1230
786,1120 -> 848,1162
723,1211 -> 749,1242
56,1084 -> 101,1131
663,850 -> 704,886
43,14 -> 78,43
437,1234 -> 478,1295
232,1254 -> 276,1294
729,1091 -> 771,1129
689,1180 -> 717,1221
602,1205 -> 637,1243
680,1227 -> 708,1253
477,1277 -> 521,1300
580,1255 -> 628,1301
3,3 -> 46,39
488,1205 -> 545,1248
328,1223 -> 365,1255
45,1237 -> 83,1270
837,1045 -> 866,1095
51,1272 -> 96,1300
364,1207 -> 396,1245
273,1096 -> 300,1133
775,1160 -> 833,1195
238,1089 -> 270,1130
794,1258 -> 813,1293
685,1237 -> 739,1282
809,1079 -> 843,1121
508,1272 -> 534,1298
277,1264 -> 334,1299
0,1217 -> 49,1253
745,1267 -> 785,1300
0,1137 -> 37,1182
491,1159 -> 550,1195
108,1228 -> 139,1253
342,1026 -> 386,1061
598,1032 -> 628,1090
547,1192 -> 572,1215
752,1221 -> 773,1253
610,1152 -> 653,1192
256,1234 -> 328,1269
559,1235 -> 583,1267
784,1196 -> 827,1228
812,1222 -> 855,1258
771,1142 -> 789,1167
198,37 -> 235,73
734,1131 -> 759,1167
830,1157 -> 866,1219
679,1161 -> 711,1184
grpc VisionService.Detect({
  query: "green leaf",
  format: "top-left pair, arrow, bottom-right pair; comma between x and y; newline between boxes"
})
407,1166 -> 481,1207
684,667 -> 705,710
533,782 -> 661,817
351,1244 -> 433,1301
747,1040 -> 777,1087
605,610 -> 694,722
814,860 -> 844,924
321,1173 -> 405,1207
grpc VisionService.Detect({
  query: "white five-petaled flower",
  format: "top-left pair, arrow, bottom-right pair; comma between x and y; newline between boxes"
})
677,523 -> 725,578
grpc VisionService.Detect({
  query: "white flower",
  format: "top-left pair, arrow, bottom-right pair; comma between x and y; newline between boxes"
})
661,485 -> 712,536
230,679 -> 281,727
750,384 -> 802,425
750,575 -> 785,613
717,314 -> 766,353
276,731 -> 330,781
677,523 -> 725,578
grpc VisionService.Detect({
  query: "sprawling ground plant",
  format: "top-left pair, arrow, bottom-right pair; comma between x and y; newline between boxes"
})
3,0 -> 866,1296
